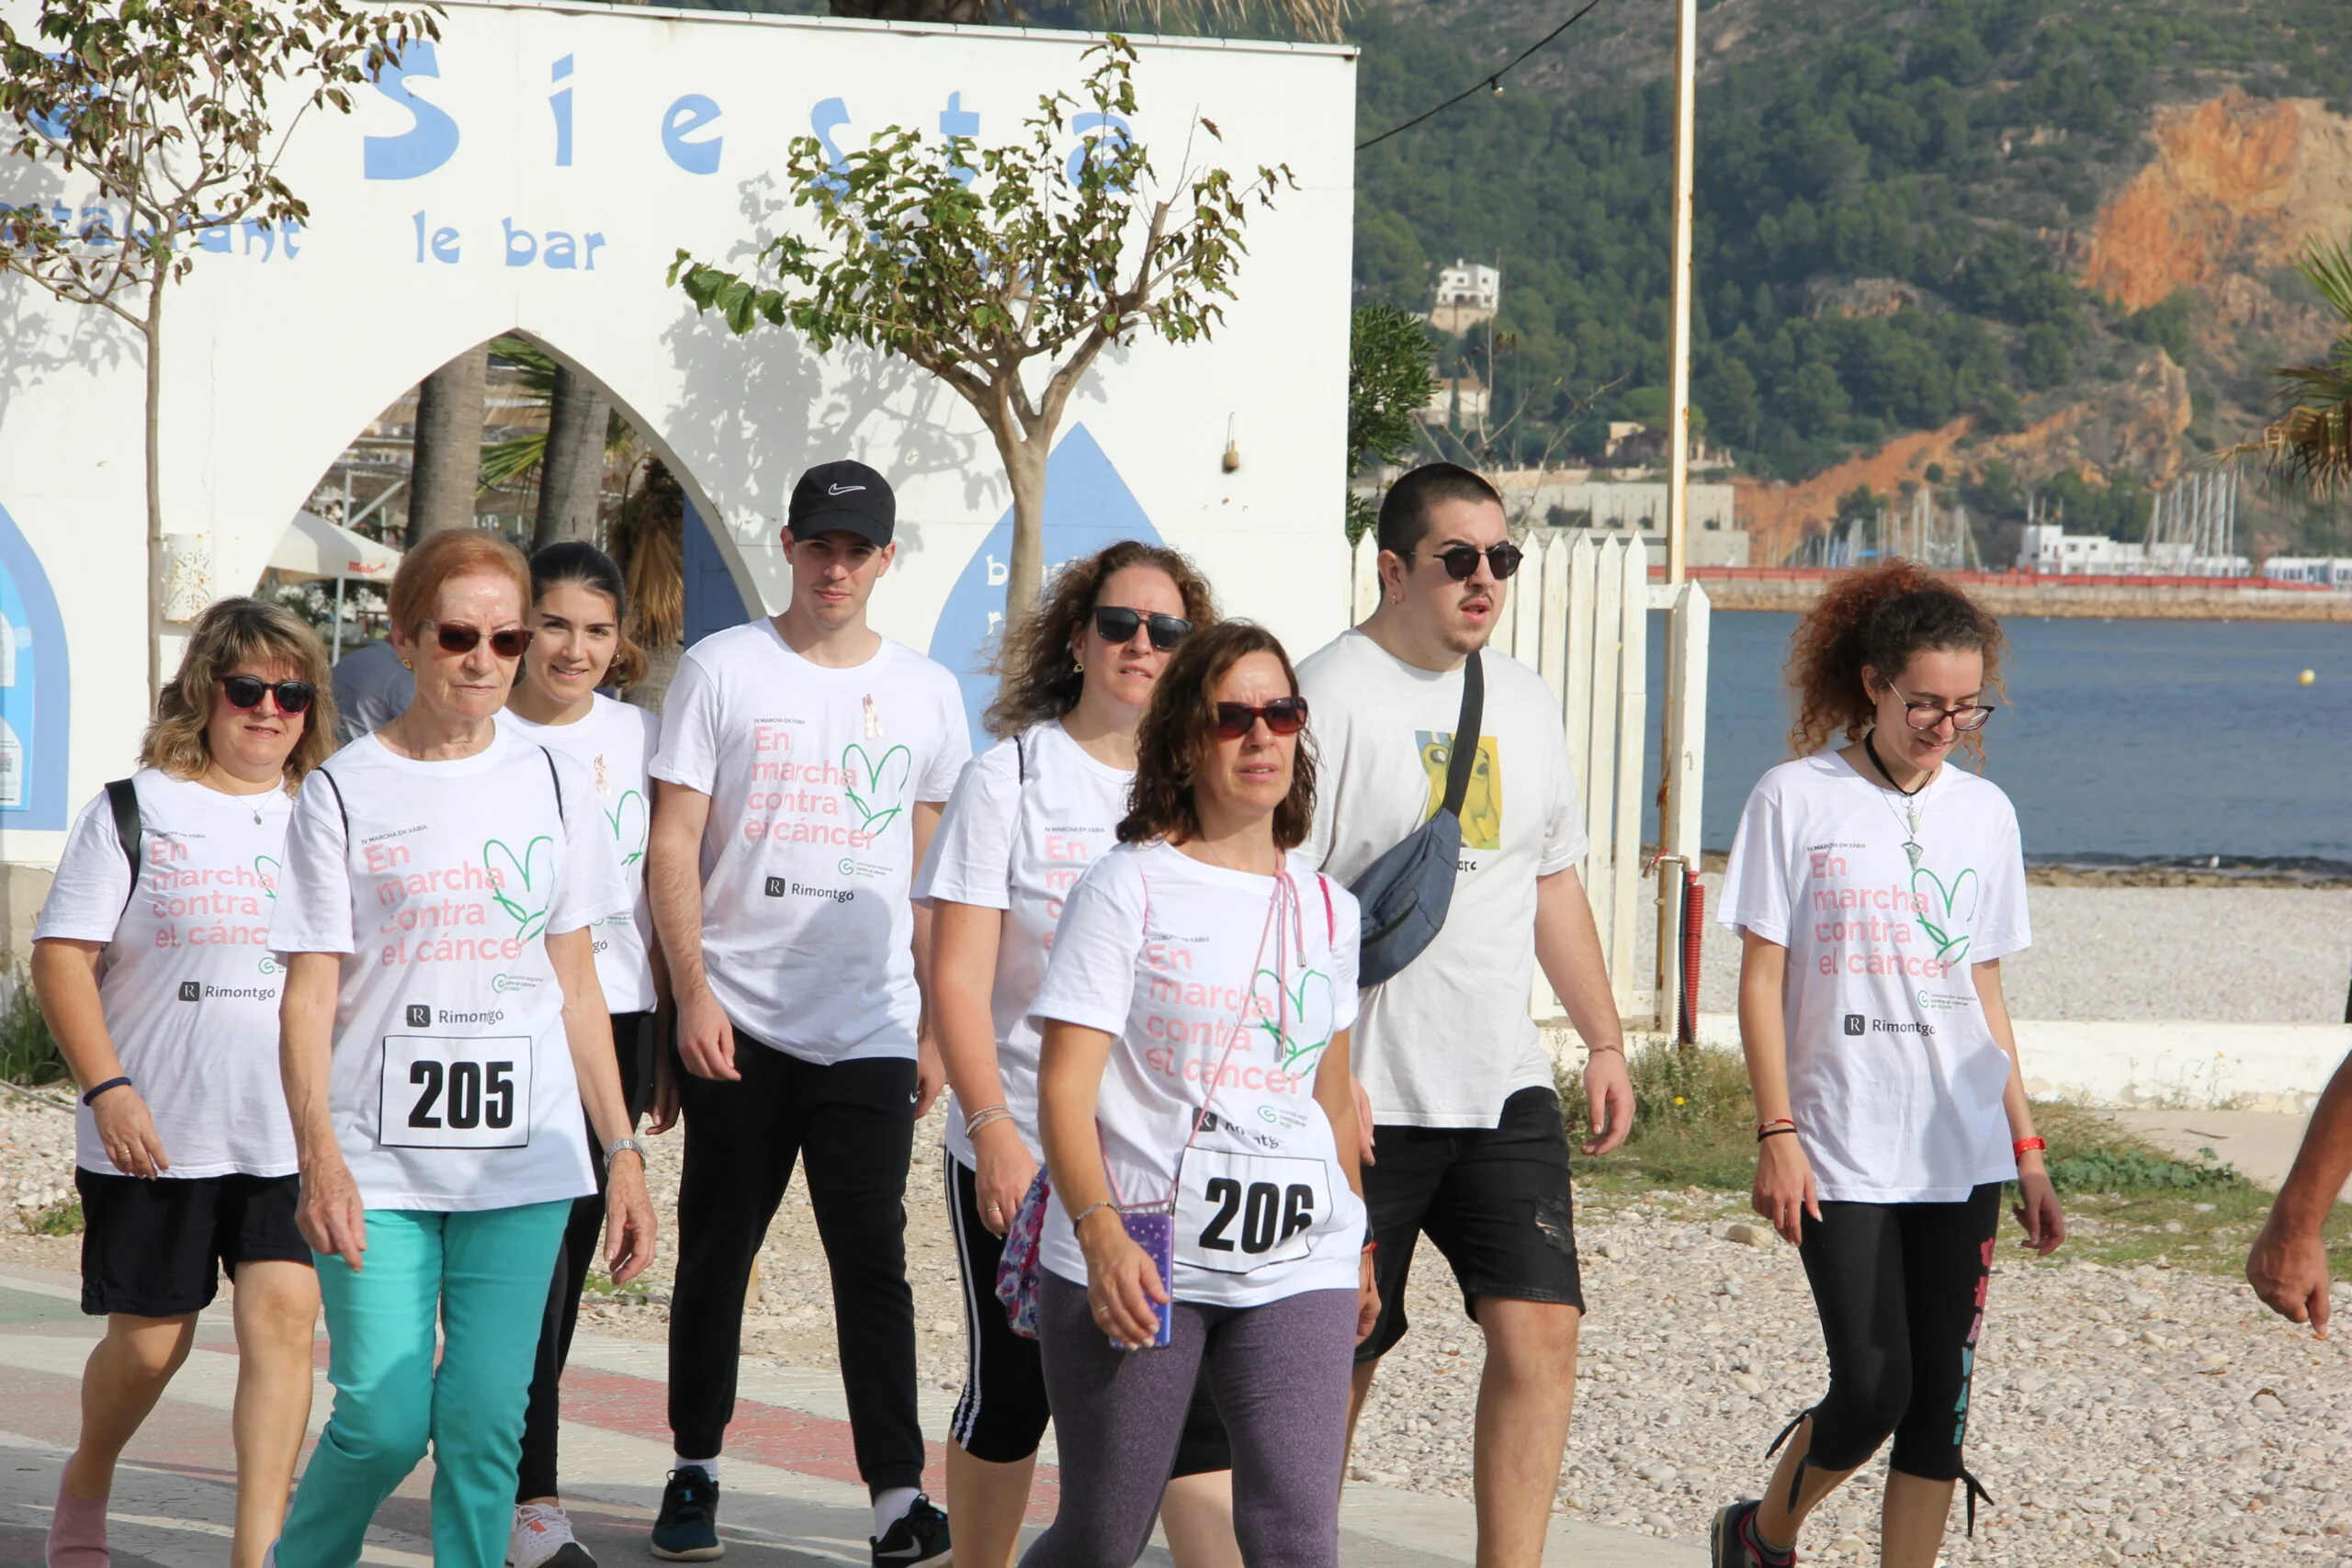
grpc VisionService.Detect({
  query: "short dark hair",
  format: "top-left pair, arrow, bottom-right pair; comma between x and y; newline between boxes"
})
1375,462 -> 1502,558
1118,621 -> 1316,852
529,539 -> 647,690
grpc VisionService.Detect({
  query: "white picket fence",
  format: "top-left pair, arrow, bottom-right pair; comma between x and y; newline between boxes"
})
1347,531 -> 1711,1024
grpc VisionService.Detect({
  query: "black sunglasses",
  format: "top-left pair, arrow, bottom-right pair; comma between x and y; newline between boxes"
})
1408,542 -> 1523,581
430,622 -> 533,659
1213,698 -> 1309,740
1090,605 -> 1193,652
220,675 -> 315,715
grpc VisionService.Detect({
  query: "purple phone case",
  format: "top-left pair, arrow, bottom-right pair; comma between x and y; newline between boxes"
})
1116,1210 -> 1175,1348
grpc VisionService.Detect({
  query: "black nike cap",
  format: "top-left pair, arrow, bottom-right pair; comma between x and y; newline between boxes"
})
787,459 -> 895,547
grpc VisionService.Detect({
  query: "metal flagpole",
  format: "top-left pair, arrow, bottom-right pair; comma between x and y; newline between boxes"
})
1665,0 -> 1697,587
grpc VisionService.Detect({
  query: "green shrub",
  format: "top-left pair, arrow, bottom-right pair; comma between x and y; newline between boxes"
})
0,965 -> 66,1087
26,1199 -> 83,1237
1560,1043 -> 1759,1191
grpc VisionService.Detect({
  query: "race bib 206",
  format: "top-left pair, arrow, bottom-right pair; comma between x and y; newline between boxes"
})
378,1035 -> 533,1150
1174,1149 -> 1331,1276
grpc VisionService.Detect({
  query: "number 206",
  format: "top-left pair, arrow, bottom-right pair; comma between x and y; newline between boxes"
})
1197,1178 -> 1316,1255
408,1060 -> 516,1131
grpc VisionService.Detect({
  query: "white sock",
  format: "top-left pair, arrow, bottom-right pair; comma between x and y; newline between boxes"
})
674,1456 -> 718,1484
873,1486 -> 921,1537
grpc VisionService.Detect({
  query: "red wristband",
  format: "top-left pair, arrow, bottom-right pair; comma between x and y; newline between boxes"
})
2012,1136 -> 2046,1156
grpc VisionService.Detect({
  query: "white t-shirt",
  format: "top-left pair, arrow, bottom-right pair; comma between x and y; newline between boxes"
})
1031,842 -> 1366,1309
1297,629 -> 1589,1128
35,771 -> 298,1179
267,729 -> 630,1211
650,620 -> 970,1063
1718,750 -> 2031,1202
913,721 -> 1130,1168
500,696 -> 662,1014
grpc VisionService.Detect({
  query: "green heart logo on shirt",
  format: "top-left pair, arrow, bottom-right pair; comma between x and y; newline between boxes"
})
484,835 -> 557,942
1249,966 -> 1339,1071
253,854 -> 279,899
605,789 -> 650,866
842,743 -> 913,836
1910,865 -> 1980,964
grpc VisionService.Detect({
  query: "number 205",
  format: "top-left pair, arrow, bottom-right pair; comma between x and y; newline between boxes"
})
408,1060 -> 516,1131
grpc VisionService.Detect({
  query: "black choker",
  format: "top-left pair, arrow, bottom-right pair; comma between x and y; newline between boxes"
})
1862,732 -> 1928,798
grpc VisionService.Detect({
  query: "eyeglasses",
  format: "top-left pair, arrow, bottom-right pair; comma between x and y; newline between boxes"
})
1888,682 -> 1996,732
1091,606 -> 1193,651
220,675 -> 315,715
1213,698 -> 1309,740
1407,542 -> 1523,581
429,622 -> 533,659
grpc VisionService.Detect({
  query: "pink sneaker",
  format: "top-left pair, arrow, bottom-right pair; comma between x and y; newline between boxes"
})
46,1476 -> 107,1568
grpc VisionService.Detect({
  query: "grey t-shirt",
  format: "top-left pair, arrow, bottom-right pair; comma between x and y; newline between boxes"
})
331,638 -> 413,747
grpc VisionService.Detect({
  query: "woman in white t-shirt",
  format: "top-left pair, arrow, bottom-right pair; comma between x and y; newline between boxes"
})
32,598 -> 335,1568
915,540 -> 1238,1568
499,541 -> 673,1568
267,530 -> 654,1568
1710,563 -> 2064,1568
1021,621 -> 1380,1568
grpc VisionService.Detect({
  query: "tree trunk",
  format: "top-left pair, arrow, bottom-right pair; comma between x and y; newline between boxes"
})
406,345 -> 489,547
1000,430 -> 1048,630
533,364 -> 612,552
143,276 -> 165,714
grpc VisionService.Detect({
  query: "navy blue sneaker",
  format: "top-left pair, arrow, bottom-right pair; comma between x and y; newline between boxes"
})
869,1495 -> 950,1567
650,1469 -> 723,1562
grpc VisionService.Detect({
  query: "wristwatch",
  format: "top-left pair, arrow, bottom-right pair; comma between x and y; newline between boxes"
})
605,1137 -> 649,1165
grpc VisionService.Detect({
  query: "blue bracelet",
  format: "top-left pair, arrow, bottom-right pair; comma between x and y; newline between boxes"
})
82,1077 -> 131,1106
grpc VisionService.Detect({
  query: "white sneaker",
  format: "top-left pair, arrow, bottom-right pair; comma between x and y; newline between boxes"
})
511,1503 -> 597,1568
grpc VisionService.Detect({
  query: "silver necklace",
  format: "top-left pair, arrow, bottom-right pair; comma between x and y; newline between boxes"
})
1860,733 -> 1928,870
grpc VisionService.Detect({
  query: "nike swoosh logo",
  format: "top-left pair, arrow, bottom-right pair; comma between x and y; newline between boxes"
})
827,483 -> 865,495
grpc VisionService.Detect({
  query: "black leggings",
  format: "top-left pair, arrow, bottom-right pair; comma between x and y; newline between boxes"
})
1792,1183 -> 2001,1485
516,1012 -> 656,1504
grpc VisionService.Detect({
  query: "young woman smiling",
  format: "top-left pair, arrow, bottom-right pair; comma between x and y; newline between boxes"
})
1711,562 -> 2064,1568
1020,621 -> 1380,1568
913,541 -> 1239,1568
501,542 -> 674,1568
33,598 -> 336,1568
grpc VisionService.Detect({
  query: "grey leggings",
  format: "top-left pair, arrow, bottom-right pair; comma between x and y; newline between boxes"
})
1019,1272 -> 1357,1568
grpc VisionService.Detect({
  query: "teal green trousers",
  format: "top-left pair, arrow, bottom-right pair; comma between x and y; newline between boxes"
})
277,1201 -> 570,1568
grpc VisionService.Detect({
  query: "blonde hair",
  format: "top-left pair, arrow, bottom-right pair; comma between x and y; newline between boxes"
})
141,597 -> 336,790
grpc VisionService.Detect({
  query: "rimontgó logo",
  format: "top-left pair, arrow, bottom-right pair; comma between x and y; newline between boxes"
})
178,980 -> 201,1002
1843,1013 -> 1865,1036
406,1003 -> 432,1029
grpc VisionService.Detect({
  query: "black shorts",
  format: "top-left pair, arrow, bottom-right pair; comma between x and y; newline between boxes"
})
75,1168 -> 311,1318
945,1156 -> 1230,1475
1357,1085 -> 1585,1363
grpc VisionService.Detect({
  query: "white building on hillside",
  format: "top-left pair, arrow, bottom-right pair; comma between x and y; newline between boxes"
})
1430,259 -> 1499,334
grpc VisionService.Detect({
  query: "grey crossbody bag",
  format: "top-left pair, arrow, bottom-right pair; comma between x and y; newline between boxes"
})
1347,649 -> 1482,988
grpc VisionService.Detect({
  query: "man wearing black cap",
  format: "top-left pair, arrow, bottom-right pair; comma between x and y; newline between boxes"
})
646,460 -> 968,1566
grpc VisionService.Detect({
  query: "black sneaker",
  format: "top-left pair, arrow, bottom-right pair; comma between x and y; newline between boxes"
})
869,1495 -> 950,1567
650,1470 -> 723,1562
1711,1499 -> 1794,1567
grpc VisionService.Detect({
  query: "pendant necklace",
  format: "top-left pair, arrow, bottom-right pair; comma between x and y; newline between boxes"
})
1861,731 -> 1930,870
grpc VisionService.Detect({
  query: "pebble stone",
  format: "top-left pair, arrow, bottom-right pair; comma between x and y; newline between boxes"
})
6,1092 -> 2351,1564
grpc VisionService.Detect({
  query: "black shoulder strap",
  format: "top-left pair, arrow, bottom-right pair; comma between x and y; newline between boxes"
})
1015,731 -> 1028,786
1441,651 -> 1484,818
316,766 -> 350,842
105,778 -> 141,915
540,745 -> 565,823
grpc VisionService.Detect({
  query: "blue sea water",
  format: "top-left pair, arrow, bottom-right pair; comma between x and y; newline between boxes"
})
1644,612 -> 2352,864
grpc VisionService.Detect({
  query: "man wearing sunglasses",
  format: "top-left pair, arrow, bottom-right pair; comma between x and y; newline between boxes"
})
1298,462 -> 1635,1568
647,460 -> 968,1567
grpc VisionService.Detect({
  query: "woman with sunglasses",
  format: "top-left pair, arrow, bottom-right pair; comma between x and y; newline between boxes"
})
915,541 -> 1242,1568
1710,561 -> 2063,1568
499,541 -> 673,1568
32,598 -> 335,1568
1020,621 -> 1380,1568
267,530 -> 656,1568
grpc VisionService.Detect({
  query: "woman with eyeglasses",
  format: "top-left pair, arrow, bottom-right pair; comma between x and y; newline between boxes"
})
32,598 -> 335,1568
499,541 -> 673,1568
1709,561 -> 2063,1568
267,530 -> 655,1568
1018,621 -> 1381,1568
915,541 -> 1247,1568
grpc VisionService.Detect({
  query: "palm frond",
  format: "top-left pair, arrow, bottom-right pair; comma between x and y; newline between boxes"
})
480,431 -> 546,491
489,334 -> 559,399
2228,236 -> 2352,500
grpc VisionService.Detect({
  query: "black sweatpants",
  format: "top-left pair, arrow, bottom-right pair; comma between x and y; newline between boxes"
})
1796,1182 -> 2003,1482
518,1012 -> 657,1503
668,1036 -> 923,1495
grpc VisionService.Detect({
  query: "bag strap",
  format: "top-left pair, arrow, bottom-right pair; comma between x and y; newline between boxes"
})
1317,872 -> 1335,945
1440,651 -> 1484,818
316,765 -> 350,841
540,744 -> 565,824
105,778 -> 141,917
1015,730 -> 1028,786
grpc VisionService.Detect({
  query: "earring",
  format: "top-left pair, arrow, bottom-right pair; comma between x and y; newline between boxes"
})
1074,657 -> 1084,672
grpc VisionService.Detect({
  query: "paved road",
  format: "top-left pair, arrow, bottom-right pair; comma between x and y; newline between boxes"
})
0,1263 -> 1699,1568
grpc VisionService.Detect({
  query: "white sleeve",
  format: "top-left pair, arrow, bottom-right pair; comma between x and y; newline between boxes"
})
1032,855 -> 1146,1037
914,744 -> 1018,909
269,770 -> 356,956
548,753 -> 631,937
1297,666 -> 1341,872
1537,705 -> 1589,874
919,678 -> 974,803
1717,777 -> 1792,945
1970,801 -> 2033,962
1326,879 -> 1362,1032
650,650 -> 722,795
33,790 -> 134,945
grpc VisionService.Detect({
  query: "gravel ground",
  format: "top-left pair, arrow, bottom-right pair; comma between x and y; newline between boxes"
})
9,1088 -> 2352,1565
1639,876 -> 2352,1025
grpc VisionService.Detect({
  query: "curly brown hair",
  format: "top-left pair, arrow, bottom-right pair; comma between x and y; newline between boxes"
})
1787,560 -> 2006,757
1118,622 -> 1316,851
983,540 -> 1217,740
141,597 -> 337,790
